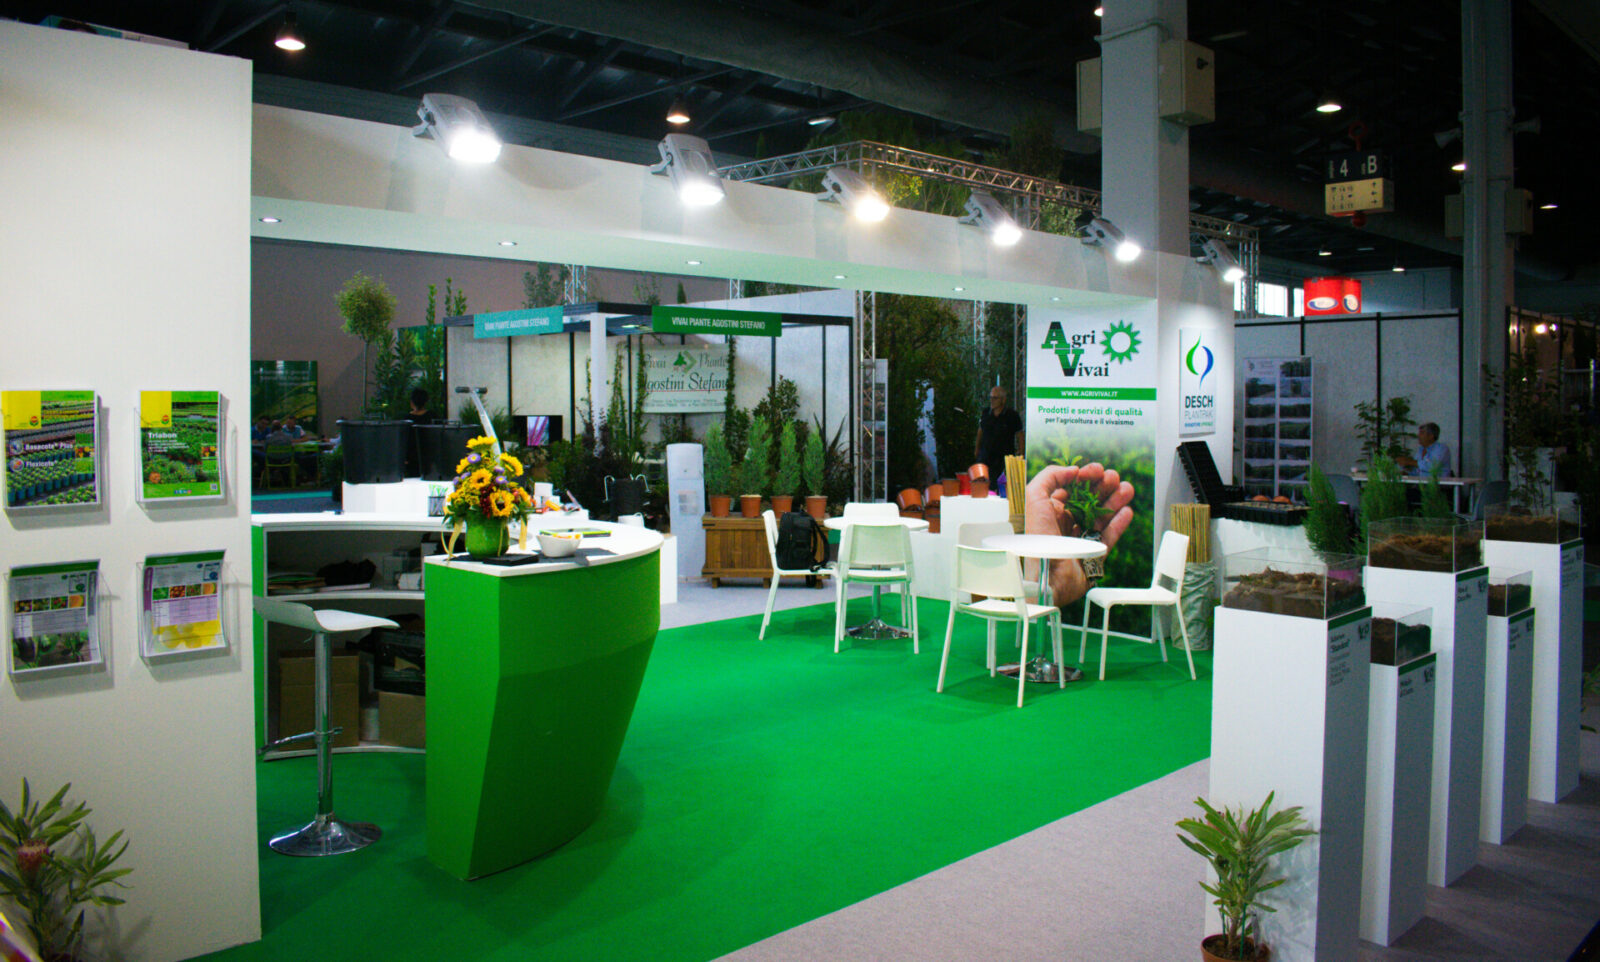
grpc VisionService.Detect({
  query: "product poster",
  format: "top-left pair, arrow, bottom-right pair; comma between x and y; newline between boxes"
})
641,344 -> 727,414
3,390 -> 99,510
1241,357 -> 1312,498
1025,304 -> 1156,625
8,560 -> 101,676
250,361 -> 319,433
141,550 -> 226,658
1178,328 -> 1218,437
140,391 -> 223,502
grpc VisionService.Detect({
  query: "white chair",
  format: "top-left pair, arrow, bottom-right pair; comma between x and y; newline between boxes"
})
759,509 -> 834,640
957,521 -> 1040,602
843,501 -> 899,520
938,545 -> 1063,708
1080,530 -> 1196,681
254,596 -> 397,856
834,520 -> 918,652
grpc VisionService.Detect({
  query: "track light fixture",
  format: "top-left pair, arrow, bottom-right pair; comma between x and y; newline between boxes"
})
960,191 -> 1022,247
1081,217 -> 1141,262
1199,238 -> 1245,284
275,11 -> 305,51
665,98 -> 691,126
413,93 -> 501,163
819,167 -> 890,222
651,133 -> 725,207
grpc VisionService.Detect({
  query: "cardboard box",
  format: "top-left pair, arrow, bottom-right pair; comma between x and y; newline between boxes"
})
378,691 -> 425,748
278,651 -> 360,749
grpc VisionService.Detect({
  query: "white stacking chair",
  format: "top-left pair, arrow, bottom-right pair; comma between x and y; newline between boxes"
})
834,520 -> 918,652
1080,530 -> 1196,681
957,521 -> 1041,602
758,509 -> 834,640
938,545 -> 1063,708
842,501 -> 900,520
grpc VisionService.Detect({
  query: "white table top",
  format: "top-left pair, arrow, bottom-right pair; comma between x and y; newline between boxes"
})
982,533 -> 1106,560
824,516 -> 930,532
422,521 -> 664,578
1350,472 -> 1481,486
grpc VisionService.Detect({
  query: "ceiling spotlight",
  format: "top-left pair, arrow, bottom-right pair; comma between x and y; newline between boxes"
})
960,191 -> 1022,247
1451,161 -> 1466,172
413,93 -> 501,163
274,12 -> 305,51
1199,238 -> 1246,284
819,167 -> 890,222
1315,96 -> 1341,114
1540,202 -> 1558,210
1081,216 -> 1141,262
1094,6 -> 1104,16
808,114 -> 836,127
665,98 -> 691,126
651,133 -> 725,207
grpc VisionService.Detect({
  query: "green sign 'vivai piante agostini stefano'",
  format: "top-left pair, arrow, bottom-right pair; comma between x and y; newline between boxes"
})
650,306 -> 782,337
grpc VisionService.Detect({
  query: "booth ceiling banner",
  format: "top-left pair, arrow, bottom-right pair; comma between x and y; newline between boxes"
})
473,306 -> 564,338
651,305 -> 782,337
1025,304 -> 1157,612
642,344 -> 728,413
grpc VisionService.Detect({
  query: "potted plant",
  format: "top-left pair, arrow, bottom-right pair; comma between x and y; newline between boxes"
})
441,436 -> 534,559
740,415 -> 771,518
802,428 -> 826,521
0,780 -> 133,962
772,422 -> 800,515
1176,791 -> 1315,961
703,422 -> 733,518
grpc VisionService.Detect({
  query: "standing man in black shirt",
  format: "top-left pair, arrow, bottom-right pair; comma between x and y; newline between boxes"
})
974,385 -> 1023,493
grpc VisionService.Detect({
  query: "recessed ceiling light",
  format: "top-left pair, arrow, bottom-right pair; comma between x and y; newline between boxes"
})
834,274 -> 847,280
1050,296 -> 1061,301
498,240 -> 516,247
1451,162 -> 1466,172
258,216 -> 281,224
686,259 -> 701,266
953,286 -> 965,292
1539,202 -> 1558,210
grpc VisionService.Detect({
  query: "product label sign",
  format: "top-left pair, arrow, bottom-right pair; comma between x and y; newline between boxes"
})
1457,567 -> 1488,604
1508,609 -> 1533,652
1178,327 -> 1217,437
1561,544 -> 1583,590
473,306 -> 564,338
1326,612 -> 1369,690
651,306 -> 781,337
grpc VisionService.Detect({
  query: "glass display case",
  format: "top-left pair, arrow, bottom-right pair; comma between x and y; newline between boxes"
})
1484,501 -> 1581,544
1221,547 -> 1365,620
1368,602 -> 1432,667
1487,567 -> 1533,617
1367,516 -> 1484,572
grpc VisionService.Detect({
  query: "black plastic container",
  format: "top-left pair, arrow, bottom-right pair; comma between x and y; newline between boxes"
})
339,419 -> 411,484
608,476 -> 645,517
414,423 -> 479,481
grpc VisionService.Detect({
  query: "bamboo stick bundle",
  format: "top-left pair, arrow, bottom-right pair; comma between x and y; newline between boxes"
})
1005,455 -> 1027,515
1168,503 -> 1211,563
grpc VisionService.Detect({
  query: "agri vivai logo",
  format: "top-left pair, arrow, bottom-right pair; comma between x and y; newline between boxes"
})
1040,319 -> 1141,376
1185,333 -> 1214,390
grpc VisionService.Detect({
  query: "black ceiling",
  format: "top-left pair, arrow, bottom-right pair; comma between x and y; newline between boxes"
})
9,0 -> 1600,284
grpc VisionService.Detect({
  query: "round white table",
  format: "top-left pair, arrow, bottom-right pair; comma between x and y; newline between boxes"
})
824,516 -> 929,638
981,533 -> 1107,682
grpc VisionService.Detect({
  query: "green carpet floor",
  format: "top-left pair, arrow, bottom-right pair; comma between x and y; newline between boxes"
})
200,598 -> 1212,962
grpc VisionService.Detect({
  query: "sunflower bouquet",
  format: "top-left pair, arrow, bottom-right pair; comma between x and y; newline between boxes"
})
444,436 -> 533,557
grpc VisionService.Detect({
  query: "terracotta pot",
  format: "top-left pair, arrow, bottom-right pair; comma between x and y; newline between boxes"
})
971,478 -> 989,498
940,478 -> 957,497
805,494 -> 827,521
770,494 -> 794,514
740,494 -> 762,518
927,514 -> 940,534
708,494 -> 732,518
1200,935 -> 1268,962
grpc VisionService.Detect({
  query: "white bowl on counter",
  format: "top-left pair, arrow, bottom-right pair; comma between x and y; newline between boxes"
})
537,531 -> 582,558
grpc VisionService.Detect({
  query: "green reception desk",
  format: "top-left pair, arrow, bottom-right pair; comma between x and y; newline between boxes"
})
422,524 -> 663,879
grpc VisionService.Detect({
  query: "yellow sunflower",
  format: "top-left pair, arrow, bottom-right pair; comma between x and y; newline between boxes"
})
466,468 -> 494,490
466,435 -> 497,454
499,453 -> 524,477
487,490 -> 515,517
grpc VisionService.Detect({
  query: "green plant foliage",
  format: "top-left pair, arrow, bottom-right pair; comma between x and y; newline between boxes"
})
775,423 -> 801,496
0,780 -> 133,961
1176,791 -> 1315,961
335,272 -> 396,344
816,415 -> 853,510
1485,349 -> 1561,511
1303,464 -> 1354,555
1418,468 -> 1456,520
703,421 -> 733,497
798,111 -> 969,216
742,416 -> 772,496
722,340 -> 750,463
802,428 -> 825,499
1358,454 -> 1408,547
366,279 -> 455,419
1353,395 -> 1416,465
522,263 -> 591,308
877,293 -> 967,488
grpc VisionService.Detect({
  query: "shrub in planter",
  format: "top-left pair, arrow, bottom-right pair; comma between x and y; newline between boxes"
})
1177,791 -> 1314,961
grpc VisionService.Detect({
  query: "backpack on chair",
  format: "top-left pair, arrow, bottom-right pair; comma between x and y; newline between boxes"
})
776,511 -> 824,571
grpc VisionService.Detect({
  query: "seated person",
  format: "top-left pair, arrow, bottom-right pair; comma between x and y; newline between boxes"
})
408,388 -> 436,425
1397,422 -> 1452,477
250,415 -> 274,474
280,414 -> 307,440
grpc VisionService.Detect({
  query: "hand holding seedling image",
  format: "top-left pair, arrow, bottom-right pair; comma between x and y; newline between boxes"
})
1024,462 -> 1135,606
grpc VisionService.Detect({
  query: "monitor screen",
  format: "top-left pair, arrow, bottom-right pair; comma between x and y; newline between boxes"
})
512,415 -> 561,447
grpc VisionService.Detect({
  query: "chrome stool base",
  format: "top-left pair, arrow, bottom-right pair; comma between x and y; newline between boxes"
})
269,813 -> 382,857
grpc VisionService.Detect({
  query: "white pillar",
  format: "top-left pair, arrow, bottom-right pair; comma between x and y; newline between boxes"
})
1099,0 -> 1190,257
590,314 -> 608,433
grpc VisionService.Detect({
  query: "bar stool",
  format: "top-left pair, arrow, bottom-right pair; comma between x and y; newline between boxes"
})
254,596 -> 396,856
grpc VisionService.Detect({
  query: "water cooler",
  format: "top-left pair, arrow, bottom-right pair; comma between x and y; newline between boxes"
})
665,443 -> 705,581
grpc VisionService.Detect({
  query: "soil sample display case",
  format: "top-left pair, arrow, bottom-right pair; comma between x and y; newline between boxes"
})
1365,551 -> 1487,887
1360,602 -> 1435,946
1212,591 -> 1371,962
1220,547 -> 1364,620
1482,534 -> 1583,803
1484,502 -> 1580,544
1480,571 -> 1533,845
1368,516 -> 1483,573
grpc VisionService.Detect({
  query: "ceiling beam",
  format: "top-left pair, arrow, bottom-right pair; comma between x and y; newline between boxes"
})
395,24 -> 558,90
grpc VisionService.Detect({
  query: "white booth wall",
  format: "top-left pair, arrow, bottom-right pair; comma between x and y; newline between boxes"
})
0,23 -> 261,962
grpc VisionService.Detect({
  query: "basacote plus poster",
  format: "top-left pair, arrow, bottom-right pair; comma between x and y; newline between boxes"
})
1025,304 -> 1156,623
3,390 -> 99,510
140,390 -> 223,501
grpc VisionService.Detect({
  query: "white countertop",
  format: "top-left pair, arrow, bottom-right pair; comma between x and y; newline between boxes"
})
422,521 -> 665,578
251,509 -> 590,532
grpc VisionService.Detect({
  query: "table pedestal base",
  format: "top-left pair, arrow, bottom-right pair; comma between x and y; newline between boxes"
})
998,657 -> 1084,684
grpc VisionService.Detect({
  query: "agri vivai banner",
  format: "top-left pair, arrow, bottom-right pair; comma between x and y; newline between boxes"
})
1026,304 -> 1156,610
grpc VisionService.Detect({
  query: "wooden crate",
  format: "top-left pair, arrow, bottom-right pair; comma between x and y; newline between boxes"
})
701,515 -> 825,587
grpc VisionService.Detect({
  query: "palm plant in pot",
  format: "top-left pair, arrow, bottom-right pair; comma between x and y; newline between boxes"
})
1176,791 -> 1314,961
772,423 -> 800,515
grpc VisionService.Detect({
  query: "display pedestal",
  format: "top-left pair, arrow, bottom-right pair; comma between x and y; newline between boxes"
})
1360,655 -> 1435,946
910,495 -> 1009,601
1481,608 -> 1534,843
1212,606 -> 1370,962
1482,539 -> 1584,803
1365,566 -> 1486,887
343,477 -> 439,515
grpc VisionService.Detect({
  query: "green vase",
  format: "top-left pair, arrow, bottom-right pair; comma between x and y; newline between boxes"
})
465,519 -> 509,559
